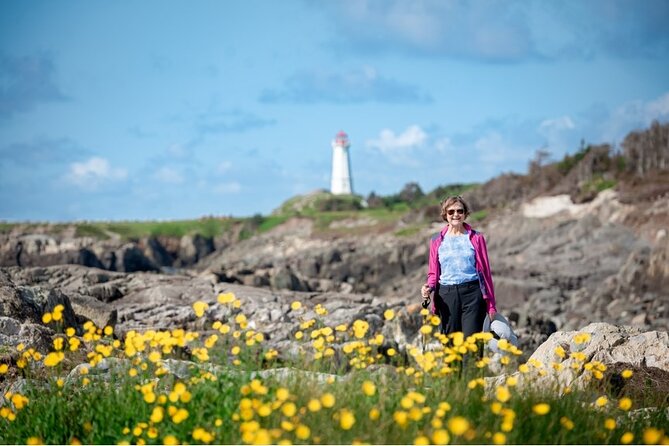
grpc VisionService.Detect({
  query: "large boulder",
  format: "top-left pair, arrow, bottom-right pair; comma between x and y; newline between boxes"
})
487,322 -> 669,393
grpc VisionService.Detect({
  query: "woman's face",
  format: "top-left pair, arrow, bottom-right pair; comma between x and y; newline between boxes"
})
446,202 -> 466,226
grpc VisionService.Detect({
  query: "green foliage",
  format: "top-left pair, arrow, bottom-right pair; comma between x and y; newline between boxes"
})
78,218 -> 236,240
0,222 -> 15,233
256,215 -> 290,233
313,195 -> 363,212
557,145 -> 591,175
274,191 -> 365,216
427,183 -> 479,203
581,176 -> 617,194
469,210 -> 488,222
2,299 -> 668,445
74,224 -> 110,240
394,225 -> 423,237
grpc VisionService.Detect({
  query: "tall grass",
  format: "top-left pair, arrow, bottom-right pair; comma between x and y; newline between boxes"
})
1,298 -> 667,444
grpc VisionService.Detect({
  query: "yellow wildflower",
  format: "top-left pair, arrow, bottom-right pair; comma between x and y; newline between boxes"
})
595,396 -> 608,407
432,429 -> 450,445
290,301 -> 302,311
42,313 -> 52,324
307,399 -> 322,412
282,402 -> 297,417
621,369 -> 634,379
26,437 -> 42,445
448,416 -> 470,435
172,408 -> 188,424
533,403 -> 550,415
43,352 -> 64,367
11,394 -> 29,409
560,417 -> 574,430
643,428 -> 663,445
321,393 -> 335,408
573,332 -> 591,344
493,432 -> 506,445
339,409 -> 355,430
276,387 -> 289,401
192,301 -> 209,318
619,397 -> 633,411
0,364 -> 8,374
621,432 -> 634,444
495,386 -> 511,403
295,425 -> 310,440
257,404 -> 272,417
369,407 -> 380,420
604,418 -> 616,430
414,435 -> 430,445
393,411 -> 408,427
362,381 -> 376,396
217,292 -> 235,304
163,435 -> 181,445
150,407 -> 164,423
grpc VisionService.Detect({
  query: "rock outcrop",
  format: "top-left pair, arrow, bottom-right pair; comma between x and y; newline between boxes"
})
486,322 -> 669,397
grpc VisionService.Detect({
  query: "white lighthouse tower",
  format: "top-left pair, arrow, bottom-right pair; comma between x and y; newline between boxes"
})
330,130 -> 353,195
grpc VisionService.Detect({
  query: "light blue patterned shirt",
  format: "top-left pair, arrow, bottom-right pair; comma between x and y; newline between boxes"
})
438,231 -> 479,285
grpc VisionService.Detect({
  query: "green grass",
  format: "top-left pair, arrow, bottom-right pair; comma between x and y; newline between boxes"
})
394,225 -> 425,237
74,224 -> 111,240
100,218 -> 236,239
469,210 -> 489,222
2,300 -> 668,445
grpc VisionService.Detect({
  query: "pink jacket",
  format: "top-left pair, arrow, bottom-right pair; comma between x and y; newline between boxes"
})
426,223 -> 497,314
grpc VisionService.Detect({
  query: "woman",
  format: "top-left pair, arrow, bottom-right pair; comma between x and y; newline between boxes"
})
421,196 -> 497,337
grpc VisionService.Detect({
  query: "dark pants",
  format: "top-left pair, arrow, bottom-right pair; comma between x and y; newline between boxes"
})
436,280 -> 486,337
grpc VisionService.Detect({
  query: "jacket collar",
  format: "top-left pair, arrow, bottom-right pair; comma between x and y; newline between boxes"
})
440,222 -> 473,237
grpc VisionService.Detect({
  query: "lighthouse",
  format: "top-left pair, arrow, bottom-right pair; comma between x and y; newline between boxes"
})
330,130 -> 353,195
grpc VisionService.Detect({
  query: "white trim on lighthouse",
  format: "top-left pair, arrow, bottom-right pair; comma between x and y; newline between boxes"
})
330,130 -> 352,195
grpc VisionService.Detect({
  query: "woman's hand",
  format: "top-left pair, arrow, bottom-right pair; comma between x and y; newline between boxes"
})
421,284 -> 432,298
488,308 -> 497,320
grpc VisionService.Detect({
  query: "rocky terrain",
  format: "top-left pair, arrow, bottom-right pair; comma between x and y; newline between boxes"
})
0,187 -> 667,359
1,121 -> 668,376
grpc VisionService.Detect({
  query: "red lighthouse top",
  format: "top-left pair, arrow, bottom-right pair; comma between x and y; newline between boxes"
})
334,130 -> 349,147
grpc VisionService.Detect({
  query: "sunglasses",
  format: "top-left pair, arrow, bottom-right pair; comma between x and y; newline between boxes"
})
447,209 -> 465,216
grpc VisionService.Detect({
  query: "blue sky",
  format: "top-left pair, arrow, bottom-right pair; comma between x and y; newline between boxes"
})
1,0 -> 668,221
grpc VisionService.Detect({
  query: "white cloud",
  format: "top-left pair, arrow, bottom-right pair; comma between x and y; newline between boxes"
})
153,166 -> 184,184
217,161 -> 233,173
539,116 -> 575,132
538,116 -> 577,152
434,137 -> 454,153
644,92 -> 669,121
66,157 -> 127,188
214,182 -> 242,195
598,91 -> 669,142
366,125 -> 427,155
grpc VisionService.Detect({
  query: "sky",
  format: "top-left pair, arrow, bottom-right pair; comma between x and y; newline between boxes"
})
1,0 -> 668,221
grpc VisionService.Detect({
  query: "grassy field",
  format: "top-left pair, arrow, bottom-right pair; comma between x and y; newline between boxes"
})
1,296 -> 667,445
